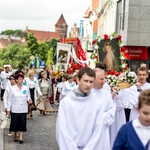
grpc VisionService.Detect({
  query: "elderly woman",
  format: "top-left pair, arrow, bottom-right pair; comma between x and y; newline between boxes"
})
7,74 -> 32,144
24,69 -> 42,119
37,71 -> 54,115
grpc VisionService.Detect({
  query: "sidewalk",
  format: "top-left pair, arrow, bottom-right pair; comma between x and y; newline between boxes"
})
0,100 -> 4,150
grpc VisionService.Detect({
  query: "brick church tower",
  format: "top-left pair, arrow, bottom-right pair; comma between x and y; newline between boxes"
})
55,14 -> 68,38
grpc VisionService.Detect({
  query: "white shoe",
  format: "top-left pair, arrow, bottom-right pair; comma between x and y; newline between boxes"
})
8,133 -> 12,136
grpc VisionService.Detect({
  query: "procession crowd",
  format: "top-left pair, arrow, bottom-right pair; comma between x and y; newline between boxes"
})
0,62 -> 150,150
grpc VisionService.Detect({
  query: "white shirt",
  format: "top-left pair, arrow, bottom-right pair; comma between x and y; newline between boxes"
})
61,80 -> 76,97
7,85 -> 31,113
24,77 -> 37,88
57,81 -> 65,100
132,119 -> 150,146
24,77 -> 42,103
0,70 -> 11,89
3,83 -> 14,110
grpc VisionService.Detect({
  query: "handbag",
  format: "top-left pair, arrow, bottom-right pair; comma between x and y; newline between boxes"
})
0,111 -> 7,121
0,114 -> 10,129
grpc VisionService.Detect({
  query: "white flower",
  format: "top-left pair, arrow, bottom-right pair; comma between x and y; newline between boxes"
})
97,37 -> 101,42
109,35 -> 113,40
119,43 -> 123,47
108,79 -> 111,83
94,45 -> 99,50
107,75 -> 112,78
121,64 -> 127,69
120,56 -> 126,60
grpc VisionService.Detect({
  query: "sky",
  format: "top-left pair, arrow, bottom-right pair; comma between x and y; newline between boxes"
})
0,0 -> 91,33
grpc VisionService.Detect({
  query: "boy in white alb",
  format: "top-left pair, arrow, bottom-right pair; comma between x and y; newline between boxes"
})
129,67 -> 150,121
56,67 -> 104,150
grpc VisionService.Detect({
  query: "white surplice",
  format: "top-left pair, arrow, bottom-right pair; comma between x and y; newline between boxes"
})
129,82 -> 150,121
103,82 -> 111,93
110,88 -> 129,148
91,88 -> 116,150
56,90 -> 104,150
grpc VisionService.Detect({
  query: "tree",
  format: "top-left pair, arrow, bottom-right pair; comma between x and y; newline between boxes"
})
0,43 -> 31,68
46,38 -> 60,64
0,29 -> 27,38
46,47 -> 54,68
37,41 -> 49,61
26,33 -> 38,56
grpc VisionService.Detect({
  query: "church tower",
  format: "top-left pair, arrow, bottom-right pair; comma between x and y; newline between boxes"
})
55,14 -> 68,38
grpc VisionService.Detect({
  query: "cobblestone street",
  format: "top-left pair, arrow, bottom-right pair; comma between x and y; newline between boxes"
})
3,105 -> 59,150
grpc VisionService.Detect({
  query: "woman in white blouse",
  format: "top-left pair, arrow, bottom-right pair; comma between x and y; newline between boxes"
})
24,70 -> 42,119
7,74 -> 32,144
61,75 -> 76,99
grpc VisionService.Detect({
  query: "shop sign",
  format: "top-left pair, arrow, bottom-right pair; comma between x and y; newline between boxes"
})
121,46 -> 148,60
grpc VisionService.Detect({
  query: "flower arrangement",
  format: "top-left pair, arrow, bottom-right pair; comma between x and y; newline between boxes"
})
106,70 -> 120,87
106,74 -> 118,87
118,71 -> 137,85
92,32 -> 123,50
106,70 -> 137,88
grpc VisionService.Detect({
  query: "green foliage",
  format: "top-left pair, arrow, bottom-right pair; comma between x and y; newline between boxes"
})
37,41 -> 49,61
0,29 -> 27,38
26,33 -> 38,56
0,31 -> 60,68
0,43 -> 31,68
46,47 -> 54,68
46,38 -> 60,64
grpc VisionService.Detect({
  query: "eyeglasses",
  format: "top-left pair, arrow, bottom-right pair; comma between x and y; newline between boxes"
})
9,78 -> 15,80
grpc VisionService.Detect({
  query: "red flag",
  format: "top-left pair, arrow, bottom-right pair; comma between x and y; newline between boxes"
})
76,38 -> 86,61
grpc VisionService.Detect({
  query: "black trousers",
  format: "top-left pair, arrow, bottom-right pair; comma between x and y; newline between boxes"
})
124,108 -> 131,122
1,89 -> 5,101
29,88 -> 36,110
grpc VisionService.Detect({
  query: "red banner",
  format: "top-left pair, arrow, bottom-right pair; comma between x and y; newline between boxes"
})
121,46 -> 148,60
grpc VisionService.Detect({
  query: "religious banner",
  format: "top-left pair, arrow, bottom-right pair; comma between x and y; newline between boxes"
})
56,43 -> 71,72
97,38 -> 121,71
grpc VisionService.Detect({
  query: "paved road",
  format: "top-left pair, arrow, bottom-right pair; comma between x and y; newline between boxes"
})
3,105 -> 59,150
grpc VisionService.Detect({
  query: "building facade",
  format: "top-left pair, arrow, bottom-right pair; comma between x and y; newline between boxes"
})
81,0 -> 150,70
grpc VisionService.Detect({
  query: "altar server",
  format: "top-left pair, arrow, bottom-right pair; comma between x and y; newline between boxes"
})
92,68 -> 116,150
56,67 -> 104,150
129,67 -> 150,121
110,88 -> 129,148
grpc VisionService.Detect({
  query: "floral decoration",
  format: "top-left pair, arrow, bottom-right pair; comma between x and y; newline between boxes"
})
91,32 -> 123,64
92,32 -> 123,50
91,32 -> 138,87
106,69 -> 137,87
118,71 -> 137,85
106,70 -> 120,87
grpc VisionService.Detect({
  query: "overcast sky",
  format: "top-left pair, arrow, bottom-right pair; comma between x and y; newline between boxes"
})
0,0 -> 91,33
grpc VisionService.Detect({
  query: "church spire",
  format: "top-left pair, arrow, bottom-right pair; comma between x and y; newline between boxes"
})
55,14 -> 68,38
